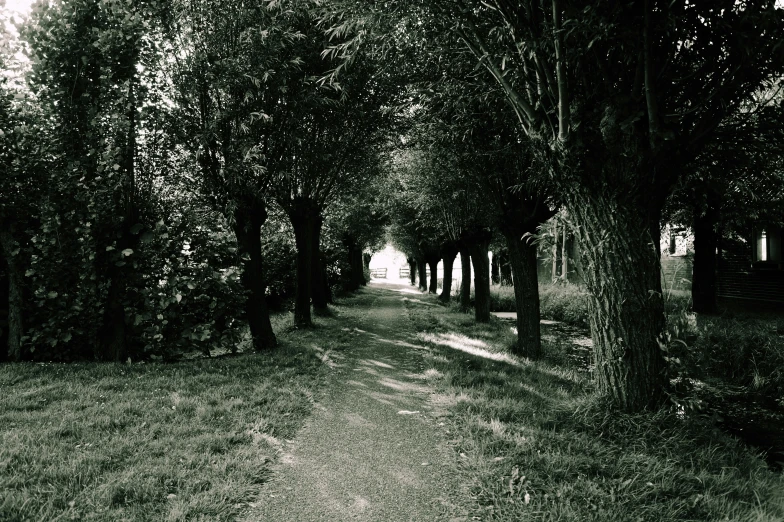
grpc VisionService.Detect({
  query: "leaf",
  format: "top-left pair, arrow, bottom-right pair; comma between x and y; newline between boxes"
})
121,248 -> 133,257
47,291 -> 58,299
106,246 -> 115,251
175,293 -> 182,303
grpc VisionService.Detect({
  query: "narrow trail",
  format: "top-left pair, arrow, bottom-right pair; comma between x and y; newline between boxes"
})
243,282 -> 468,522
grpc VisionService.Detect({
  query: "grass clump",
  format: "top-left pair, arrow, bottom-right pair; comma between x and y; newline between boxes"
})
407,294 -> 784,521
0,311 -> 355,521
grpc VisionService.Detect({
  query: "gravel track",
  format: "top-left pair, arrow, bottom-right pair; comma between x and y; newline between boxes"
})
242,282 -> 468,521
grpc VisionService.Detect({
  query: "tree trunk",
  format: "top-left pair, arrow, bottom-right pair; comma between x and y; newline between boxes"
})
459,249 -> 471,311
469,240 -> 491,323
504,231 -> 541,359
417,259 -> 427,292
342,235 -> 363,292
407,257 -> 417,286
353,243 -> 365,289
439,244 -> 459,302
571,193 -> 667,412
426,256 -> 440,294
0,229 -> 23,362
491,251 -> 500,285
234,204 -> 277,350
692,190 -> 719,314
361,253 -> 371,286
289,199 -> 320,327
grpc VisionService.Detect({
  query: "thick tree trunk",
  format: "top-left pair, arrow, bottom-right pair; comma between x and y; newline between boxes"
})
571,193 -> 667,411
469,240 -> 491,323
289,199 -> 321,327
356,249 -> 367,287
459,249 -> 471,311
407,257 -> 417,286
504,231 -> 542,358
234,204 -> 277,350
439,244 -> 459,302
692,191 -> 719,314
417,260 -> 427,292
0,229 -> 23,362
426,256 -> 440,294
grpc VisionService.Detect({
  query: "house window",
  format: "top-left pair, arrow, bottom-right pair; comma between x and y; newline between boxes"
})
754,226 -> 782,264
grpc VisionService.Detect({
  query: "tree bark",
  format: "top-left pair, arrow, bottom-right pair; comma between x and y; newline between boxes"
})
503,231 -> 542,358
417,259 -> 427,292
491,251 -> 500,285
342,235 -> 363,292
439,243 -> 459,303
459,249 -> 471,311
0,229 -> 23,362
407,257 -> 417,286
289,198 -> 320,327
692,190 -> 719,314
362,253 -> 372,286
426,255 -> 440,294
570,192 -> 667,412
234,204 -> 277,350
469,239 -> 491,323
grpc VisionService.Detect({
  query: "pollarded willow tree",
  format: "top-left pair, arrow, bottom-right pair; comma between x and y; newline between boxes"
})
168,0 -> 319,349
326,0 -> 784,411
268,29 -> 395,328
434,99 -> 557,357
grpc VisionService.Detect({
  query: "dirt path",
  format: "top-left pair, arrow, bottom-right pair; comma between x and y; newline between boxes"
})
243,282 -> 467,522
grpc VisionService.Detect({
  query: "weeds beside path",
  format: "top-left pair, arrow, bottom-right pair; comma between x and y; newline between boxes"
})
243,282 -> 468,521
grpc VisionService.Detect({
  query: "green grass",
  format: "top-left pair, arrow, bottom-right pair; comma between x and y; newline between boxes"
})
0,308 -> 359,521
407,294 -> 784,521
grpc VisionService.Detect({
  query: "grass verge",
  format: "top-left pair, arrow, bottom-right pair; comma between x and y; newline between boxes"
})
407,295 -> 784,521
0,310 -> 353,521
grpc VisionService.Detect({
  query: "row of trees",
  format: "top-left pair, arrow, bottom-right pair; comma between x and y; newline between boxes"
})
326,0 -> 784,411
0,0 -> 390,362
2,0 -> 783,414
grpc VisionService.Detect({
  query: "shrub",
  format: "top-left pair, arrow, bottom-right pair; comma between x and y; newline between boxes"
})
489,283 -> 591,327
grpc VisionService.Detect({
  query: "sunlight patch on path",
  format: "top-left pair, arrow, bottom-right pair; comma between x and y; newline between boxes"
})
419,332 -> 523,367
